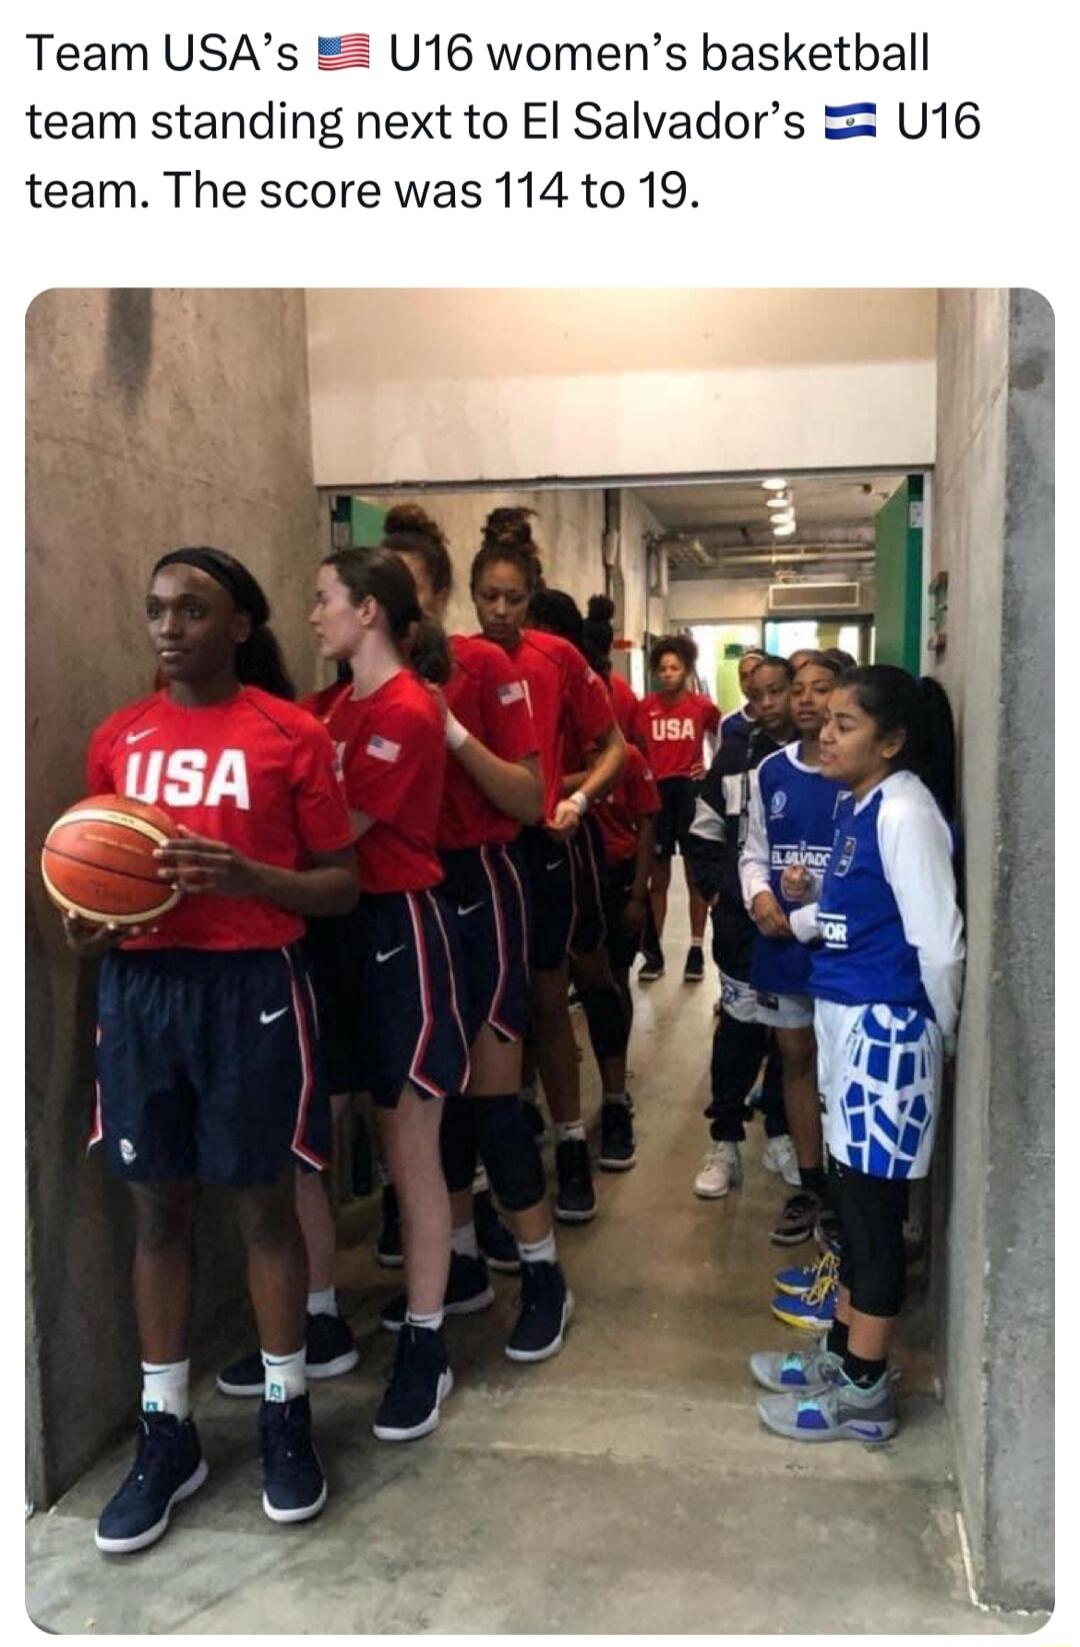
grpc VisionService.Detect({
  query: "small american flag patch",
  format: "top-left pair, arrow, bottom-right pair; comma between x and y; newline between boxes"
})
366,734 -> 401,762
498,681 -> 525,706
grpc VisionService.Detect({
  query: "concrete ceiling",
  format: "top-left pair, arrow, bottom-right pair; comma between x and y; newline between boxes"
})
632,474 -> 906,579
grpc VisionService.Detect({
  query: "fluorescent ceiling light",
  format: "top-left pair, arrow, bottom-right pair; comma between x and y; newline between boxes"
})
766,494 -> 791,510
773,523 -> 797,537
762,476 -> 788,491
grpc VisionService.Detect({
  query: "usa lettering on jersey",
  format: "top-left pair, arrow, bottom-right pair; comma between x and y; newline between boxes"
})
652,717 -> 695,741
366,734 -> 401,763
125,748 -> 251,810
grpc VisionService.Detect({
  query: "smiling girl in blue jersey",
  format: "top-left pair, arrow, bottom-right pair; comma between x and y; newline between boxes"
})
751,665 -> 964,1443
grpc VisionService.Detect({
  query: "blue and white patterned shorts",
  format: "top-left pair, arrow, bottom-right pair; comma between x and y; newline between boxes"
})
815,999 -> 942,1180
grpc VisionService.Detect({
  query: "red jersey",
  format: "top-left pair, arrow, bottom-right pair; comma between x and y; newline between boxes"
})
437,634 -> 539,852
308,670 -> 445,894
609,671 -> 640,742
594,745 -> 662,864
86,687 -> 354,950
494,629 -> 615,819
633,691 -> 721,781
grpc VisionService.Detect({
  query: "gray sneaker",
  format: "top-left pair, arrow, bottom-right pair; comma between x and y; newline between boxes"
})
757,1369 -> 898,1443
749,1337 -> 842,1395
769,1190 -> 823,1247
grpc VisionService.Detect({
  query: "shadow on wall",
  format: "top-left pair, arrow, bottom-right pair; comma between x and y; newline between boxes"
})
105,289 -> 154,411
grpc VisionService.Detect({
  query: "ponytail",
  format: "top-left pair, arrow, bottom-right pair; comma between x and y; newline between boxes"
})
236,627 -> 297,700
841,665 -> 957,821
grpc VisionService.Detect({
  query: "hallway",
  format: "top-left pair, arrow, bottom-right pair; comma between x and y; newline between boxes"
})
26,899 -> 1037,1634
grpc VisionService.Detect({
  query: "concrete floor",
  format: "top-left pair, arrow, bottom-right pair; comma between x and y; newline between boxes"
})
27,900 -> 1043,1634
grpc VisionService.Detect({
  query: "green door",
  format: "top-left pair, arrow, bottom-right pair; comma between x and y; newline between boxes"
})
873,475 -> 924,672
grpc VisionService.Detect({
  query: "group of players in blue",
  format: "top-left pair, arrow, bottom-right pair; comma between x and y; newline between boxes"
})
60,503 -> 965,1554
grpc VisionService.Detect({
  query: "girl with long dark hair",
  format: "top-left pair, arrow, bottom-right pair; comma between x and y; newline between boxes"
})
753,666 -> 964,1443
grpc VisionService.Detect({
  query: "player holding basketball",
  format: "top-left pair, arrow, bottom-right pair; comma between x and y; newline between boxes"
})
752,666 -> 964,1442
64,548 -> 358,1553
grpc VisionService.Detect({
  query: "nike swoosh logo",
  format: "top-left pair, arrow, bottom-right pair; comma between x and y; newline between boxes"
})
376,945 -> 406,965
125,728 -> 157,744
260,1007 -> 289,1025
457,901 -> 484,917
545,860 -> 563,871
846,1423 -> 885,1439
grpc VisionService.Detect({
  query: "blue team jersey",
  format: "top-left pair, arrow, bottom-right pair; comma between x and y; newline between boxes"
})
748,746 -> 844,995
810,780 -> 937,1016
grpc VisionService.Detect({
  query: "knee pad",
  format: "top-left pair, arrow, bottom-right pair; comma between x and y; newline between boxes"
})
439,1097 -> 479,1195
579,984 -> 629,1062
473,1094 -> 546,1213
837,1169 -> 909,1316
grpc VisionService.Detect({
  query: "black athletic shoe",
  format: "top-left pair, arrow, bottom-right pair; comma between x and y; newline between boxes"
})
506,1261 -> 574,1362
372,1325 -> 454,1442
770,1191 -> 824,1247
95,1413 -> 208,1554
638,945 -> 665,982
474,1188 -> 521,1273
683,944 -> 706,982
381,1252 -> 495,1333
597,1102 -> 636,1171
259,1395 -> 327,1524
376,1183 -> 403,1268
216,1313 -> 360,1397
554,1137 -> 597,1223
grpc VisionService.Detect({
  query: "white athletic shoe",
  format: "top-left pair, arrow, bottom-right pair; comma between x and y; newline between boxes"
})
693,1141 -> 742,1199
761,1133 -> 801,1188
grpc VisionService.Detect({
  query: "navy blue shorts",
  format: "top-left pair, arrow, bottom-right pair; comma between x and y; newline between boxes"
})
358,890 -> 471,1107
518,825 -> 574,973
655,776 -> 699,860
91,945 -> 329,1188
569,813 -> 608,957
440,843 -> 530,1047
302,907 -> 366,1095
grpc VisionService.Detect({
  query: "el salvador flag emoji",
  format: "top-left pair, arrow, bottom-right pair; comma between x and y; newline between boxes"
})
825,102 -> 877,139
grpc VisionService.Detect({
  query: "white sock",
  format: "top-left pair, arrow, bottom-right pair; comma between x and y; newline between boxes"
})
451,1222 -> 479,1260
262,1346 -> 306,1403
405,1307 -> 445,1332
554,1121 -> 586,1145
519,1231 -> 557,1266
603,1090 -> 629,1108
472,1166 -> 490,1195
141,1359 -> 191,1420
307,1286 -> 338,1318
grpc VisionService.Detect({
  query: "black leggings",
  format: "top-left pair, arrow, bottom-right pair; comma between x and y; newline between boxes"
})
705,1021 -> 786,1142
830,1159 -> 910,1317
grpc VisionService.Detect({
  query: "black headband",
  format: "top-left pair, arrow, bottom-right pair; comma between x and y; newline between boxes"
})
152,548 -> 270,627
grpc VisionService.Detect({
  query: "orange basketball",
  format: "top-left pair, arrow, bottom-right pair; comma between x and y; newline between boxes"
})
41,794 -> 183,926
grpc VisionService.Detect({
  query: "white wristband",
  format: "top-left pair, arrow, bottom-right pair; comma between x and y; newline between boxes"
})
445,711 -> 470,752
569,789 -> 589,817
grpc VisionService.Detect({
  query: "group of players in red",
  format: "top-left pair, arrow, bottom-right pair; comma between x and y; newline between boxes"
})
66,505 -> 734,1555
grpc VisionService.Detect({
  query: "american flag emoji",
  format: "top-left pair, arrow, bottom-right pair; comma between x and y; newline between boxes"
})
318,34 -> 370,69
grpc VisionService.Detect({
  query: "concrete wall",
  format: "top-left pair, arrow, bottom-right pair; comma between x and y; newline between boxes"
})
667,577 -> 875,624
307,290 -> 937,486
931,289 -> 1054,1610
26,289 -> 323,1505
355,487 -> 664,647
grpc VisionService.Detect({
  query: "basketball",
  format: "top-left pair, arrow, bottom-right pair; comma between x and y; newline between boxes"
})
41,794 -> 183,926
